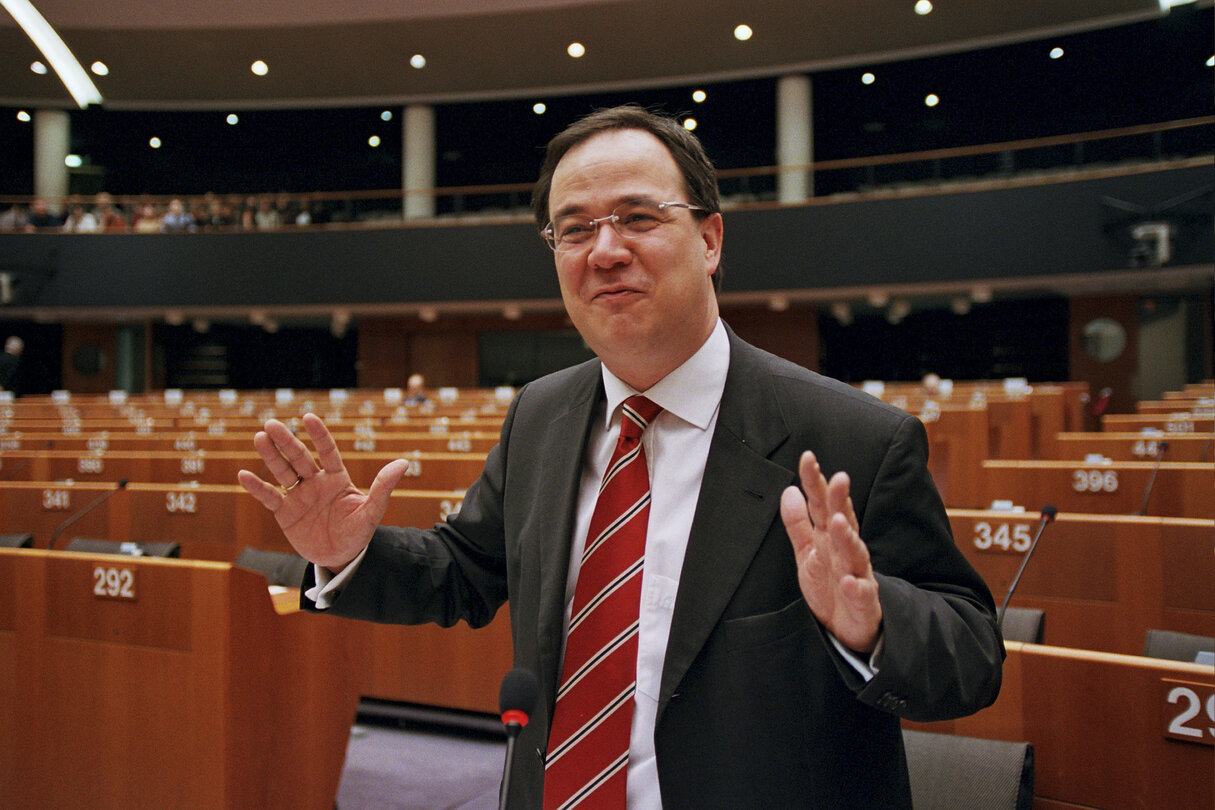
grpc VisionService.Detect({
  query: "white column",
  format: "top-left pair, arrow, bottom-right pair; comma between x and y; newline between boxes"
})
776,75 -> 813,202
34,109 -> 70,214
403,104 -> 436,220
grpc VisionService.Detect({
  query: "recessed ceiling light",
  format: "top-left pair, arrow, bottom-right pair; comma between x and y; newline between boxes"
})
64,154 -> 82,168
914,1 -> 933,15
1049,47 -> 1064,60
567,42 -> 585,58
381,110 -> 393,121
250,60 -> 268,76
410,54 -> 426,69
862,72 -> 876,85
30,61 -> 47,74
924,93 -> 940,107
226,114 -> 239,125
683,117 -> 697,131
16,110 -> 31,122
1206,55 -> 1214,68
692,89 -> 707,103
533,102 -> 547,115
368,135 -> 381,148
90,61 -> 108,76
149,137 -> 162,149
734,24 -> 753,41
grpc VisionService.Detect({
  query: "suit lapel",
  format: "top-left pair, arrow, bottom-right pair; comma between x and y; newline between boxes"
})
658,333 -> 797,720
527,362 -> 603,708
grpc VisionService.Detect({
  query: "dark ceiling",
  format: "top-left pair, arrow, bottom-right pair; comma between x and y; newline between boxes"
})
0,0 -> 1188,110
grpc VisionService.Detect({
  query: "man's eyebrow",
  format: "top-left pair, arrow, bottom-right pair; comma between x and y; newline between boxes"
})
551,195 -> 658,220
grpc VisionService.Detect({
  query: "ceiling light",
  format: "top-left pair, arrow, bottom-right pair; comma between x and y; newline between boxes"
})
1207,56 -> 1214,68
16,110 -> 31,122
250,60 -> 268,76
682,117 -> 697,131
410,54 -> 426,69
90,61 -> 108,76
861,72 -> 876,85
914,1 -> 933,15
692,89 -> 707,103
226,113 -> 239,125
4,0 -> 102,106
64,154 -> 82,168
924,93 -> 940,107
149,137 -> 162,149
30,61 -> 47,74
734,24 -> 753,41
1049,47 -> 1064,60
533,102 -> 547,115
381,110 -> 393,121
368,135 -> 381,148
567,42 -> 585,58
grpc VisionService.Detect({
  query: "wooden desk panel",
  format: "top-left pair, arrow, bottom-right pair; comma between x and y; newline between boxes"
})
1046,432 -> 1214,463
949,511 -> 1214,655
908,643 -> 1214,810
1102,413 -> 1214,434
977,460 -> 1214,519
0,549 -> 363,809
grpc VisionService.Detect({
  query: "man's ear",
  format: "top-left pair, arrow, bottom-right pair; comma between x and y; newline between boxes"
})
700,212 -> 724,275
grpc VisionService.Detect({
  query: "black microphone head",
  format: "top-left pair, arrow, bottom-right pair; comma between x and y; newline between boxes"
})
117,478 -> 129,489
1040,504 -> 1057,521
499,668 -> 539,716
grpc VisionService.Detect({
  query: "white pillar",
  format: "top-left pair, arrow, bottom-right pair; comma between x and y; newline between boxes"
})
403,104 -> 436,220
34,109 -> 70,214
776,75 -> 813,202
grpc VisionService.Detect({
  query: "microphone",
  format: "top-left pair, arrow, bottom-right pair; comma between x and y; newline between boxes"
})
1136,440 -> 1169,516
997,505 -> 1057,630
48,478 -> 129,550
498,668 -> 539,810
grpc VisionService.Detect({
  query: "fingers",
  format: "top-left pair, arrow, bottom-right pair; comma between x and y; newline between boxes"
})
252,417 -> 323,488
237,468 -> 284,511
363,458 -> 414,521
302,412 -> 345,475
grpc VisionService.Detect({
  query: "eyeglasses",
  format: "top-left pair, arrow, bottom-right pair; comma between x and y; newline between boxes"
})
541,200 -> 705,251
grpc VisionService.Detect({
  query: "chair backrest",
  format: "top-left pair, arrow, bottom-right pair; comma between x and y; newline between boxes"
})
1000,607 -> 1045,644
234,547 -> 309,587
0,533 -> 33,548
1143,629 -> 1214,663
64,538 -> 181,557
903,729 -> 1034,810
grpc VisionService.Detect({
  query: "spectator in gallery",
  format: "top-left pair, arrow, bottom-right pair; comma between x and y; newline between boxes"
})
403,373 -> 429,405
61,201 -> 99,232
93,192 -> 128,232
0,204 -> 28,231
25,198 -> 61,230
161,198 -> 196,232
0,336 -> 24,393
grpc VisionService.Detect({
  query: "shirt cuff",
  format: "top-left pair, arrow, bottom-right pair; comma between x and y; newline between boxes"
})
828,630 -> 884,682
303,545 -> 369,609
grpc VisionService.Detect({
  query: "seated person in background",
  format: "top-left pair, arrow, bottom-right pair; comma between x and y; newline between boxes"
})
161,198 -> 196,232
0,204 -> 28,231
62,201 -> 99,233
93,192 -> 128,232
131,203 -> 162,233
25,198 -> 61,231
403,373 -> 429,405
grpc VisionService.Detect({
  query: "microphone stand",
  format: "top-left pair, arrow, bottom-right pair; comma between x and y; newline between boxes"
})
48,479 -> 128,550
1136,441 -> 1168,516
997,505 -> 1057,629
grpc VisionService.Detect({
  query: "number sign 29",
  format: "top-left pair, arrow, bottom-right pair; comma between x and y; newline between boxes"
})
1162,680 -> 1215,746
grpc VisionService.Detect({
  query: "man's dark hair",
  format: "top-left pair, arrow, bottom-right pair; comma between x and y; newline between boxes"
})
532,105 -> 724,291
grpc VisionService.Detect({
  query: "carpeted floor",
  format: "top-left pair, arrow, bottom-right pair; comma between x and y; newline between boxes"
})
336,713 -> 507,810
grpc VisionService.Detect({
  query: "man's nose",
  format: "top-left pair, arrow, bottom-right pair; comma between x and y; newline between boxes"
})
586,218 -> 630,265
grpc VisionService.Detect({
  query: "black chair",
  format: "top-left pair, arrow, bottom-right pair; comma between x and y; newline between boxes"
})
903,729 -> 1034,810
1143,629 -> 1214,663
234,547 -> 309,587
999,607 -> 1045,644
64,538 -> 181,557
0,533 -> 33,548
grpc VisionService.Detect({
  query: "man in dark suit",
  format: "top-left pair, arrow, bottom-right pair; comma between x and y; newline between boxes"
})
240,106 -> 1003,808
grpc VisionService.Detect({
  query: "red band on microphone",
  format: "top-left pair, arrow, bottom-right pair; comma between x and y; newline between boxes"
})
501,709 -> 529,727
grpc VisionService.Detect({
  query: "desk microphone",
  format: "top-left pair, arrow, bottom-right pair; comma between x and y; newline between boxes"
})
498,668 -> 539,810
1136,441 -> 1169,516
48,478 -> 128,550
997,505 -> 1057,629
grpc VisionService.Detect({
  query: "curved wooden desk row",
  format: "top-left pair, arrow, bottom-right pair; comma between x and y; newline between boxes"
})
0,481 -> 468,561
0,430 -> 503,456
0,448 -> 488,492
0,549 -> 370,810
1046,431 -> 1214,463
907,642 -> 1214,810
976,460 -> 1214,519
949,511 -> 1214,656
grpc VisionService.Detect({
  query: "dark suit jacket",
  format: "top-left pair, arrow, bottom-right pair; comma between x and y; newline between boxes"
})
310,327 -> 1004,808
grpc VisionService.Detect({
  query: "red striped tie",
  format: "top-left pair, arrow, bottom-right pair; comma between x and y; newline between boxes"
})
543,395 -> 663,810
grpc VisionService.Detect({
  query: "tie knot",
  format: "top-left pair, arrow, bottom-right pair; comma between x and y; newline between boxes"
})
620,396 -> 662,441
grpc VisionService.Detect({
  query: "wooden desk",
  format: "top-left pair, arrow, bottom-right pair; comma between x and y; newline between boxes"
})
949,510 -> 1214,655
1102,413 -> 1214,434
907,642 -> 1214,810
1045,432 -> 1214,463
977,460 -> 1214,519
0,549 -> 363,809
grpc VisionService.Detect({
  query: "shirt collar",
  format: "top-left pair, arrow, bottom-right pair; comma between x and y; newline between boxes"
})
601,318 -> 729,431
